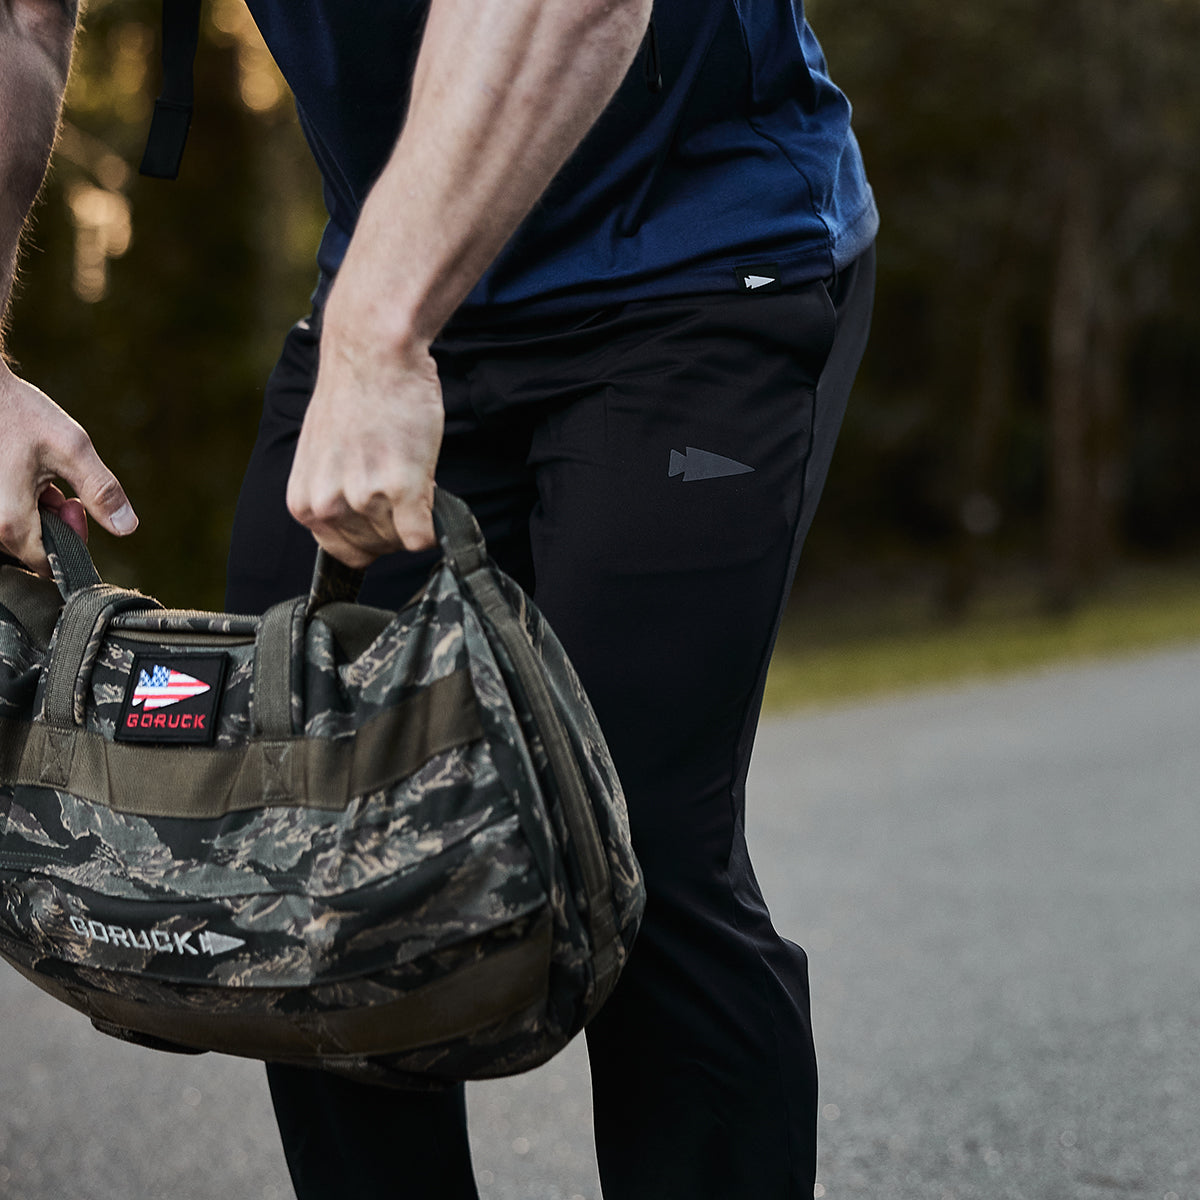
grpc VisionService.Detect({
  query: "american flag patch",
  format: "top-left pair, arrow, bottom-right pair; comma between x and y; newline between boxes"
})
131,664 -> 211,711
117,653 -> 227,745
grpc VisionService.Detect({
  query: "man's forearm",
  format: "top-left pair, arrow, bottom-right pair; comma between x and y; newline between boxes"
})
0,0 -> 78,344
330,0 -> 653,352
288,0 -> 653,564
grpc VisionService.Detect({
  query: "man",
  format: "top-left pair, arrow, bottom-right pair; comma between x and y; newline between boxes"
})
0,1 -> 877,1196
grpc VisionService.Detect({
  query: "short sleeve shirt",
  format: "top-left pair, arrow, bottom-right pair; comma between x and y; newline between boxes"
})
244,0 -> 878,319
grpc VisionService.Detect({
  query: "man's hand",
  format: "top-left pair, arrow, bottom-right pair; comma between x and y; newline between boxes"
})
0,362 -> 137,574
285,299 -> 443,567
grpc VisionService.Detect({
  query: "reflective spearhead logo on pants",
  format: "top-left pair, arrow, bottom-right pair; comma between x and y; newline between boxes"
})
669,446 -> 755,482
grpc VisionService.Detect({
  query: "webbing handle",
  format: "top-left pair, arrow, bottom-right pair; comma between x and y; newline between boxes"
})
40,509 -> 102,600
433,489 -> 487,578
306,551 -> 366,616
253,597 -> 305,739
37,511 -> 160,727
42,586 -> 162,730
303,489 -> 487,617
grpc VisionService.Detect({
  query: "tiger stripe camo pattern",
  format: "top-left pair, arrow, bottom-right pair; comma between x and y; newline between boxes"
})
0,540 -> 643,1086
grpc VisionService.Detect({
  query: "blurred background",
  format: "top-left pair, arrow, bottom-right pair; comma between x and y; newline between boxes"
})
8,0 -> 1200,648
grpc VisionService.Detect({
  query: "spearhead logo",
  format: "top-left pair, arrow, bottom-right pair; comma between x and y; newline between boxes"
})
116,652 -> 227,746
67,916 -> 246,959
734,262 -> 782,293
131,664 -> 211,710
668,446 -> 755,482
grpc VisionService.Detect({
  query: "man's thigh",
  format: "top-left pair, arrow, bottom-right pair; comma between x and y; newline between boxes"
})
514,284 -> 839,877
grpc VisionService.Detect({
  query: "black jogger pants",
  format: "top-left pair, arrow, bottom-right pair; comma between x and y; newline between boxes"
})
225,246 -> 875,1200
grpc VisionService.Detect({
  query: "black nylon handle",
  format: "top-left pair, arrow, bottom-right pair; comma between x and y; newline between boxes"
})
433,489 -> 487,578
306,550 -> 367,614
304,489 -> 487,615
40,509 -> 102,600
42,489 -> 487,611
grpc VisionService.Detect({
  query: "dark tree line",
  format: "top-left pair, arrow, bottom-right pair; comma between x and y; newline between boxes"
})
9,0 -> 1200,611
809,0 -> 1200,610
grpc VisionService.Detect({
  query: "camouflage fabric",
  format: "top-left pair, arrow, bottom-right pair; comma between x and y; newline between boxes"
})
0,494 -> 644,1087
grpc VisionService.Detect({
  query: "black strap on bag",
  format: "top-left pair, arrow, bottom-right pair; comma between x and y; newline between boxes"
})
39,509 -> 102,596
140,0 -> 203,180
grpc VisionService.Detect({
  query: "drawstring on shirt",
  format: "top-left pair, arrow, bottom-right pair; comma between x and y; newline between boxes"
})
140,0 -> 202,179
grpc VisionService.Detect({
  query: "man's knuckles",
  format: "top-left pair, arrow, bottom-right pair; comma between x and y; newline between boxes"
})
288,490 -> 351,525
80,471 -> 126,517
392,510 -> 437,552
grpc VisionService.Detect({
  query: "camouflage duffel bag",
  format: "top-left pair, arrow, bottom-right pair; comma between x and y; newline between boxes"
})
0,489 -> 643,1087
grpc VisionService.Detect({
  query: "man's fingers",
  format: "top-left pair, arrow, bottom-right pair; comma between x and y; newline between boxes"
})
304,512 -> 397,570
302,500 -> 436,567
36,486 -> 88,541
0,369 -> 135,574
283,334 -> 444,568
289,476 -> 437,565
44,427 -> 138,537
4,486 -> 103,577
392,496 -> 437,553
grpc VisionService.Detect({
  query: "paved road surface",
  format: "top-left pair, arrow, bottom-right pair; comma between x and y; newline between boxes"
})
2,643 -> 1197,1200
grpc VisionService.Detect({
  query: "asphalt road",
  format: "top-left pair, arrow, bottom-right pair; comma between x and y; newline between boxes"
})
2,642 -> 1197,1200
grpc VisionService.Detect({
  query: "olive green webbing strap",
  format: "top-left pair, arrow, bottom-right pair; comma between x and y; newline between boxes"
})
0,669 -> 480,816
433,489 -> 487,578
42,586 -> 161,729
37,510 -> 112,727
254,597 -> 305,739
312,603 -> 394,664
433,491 -> 621,1008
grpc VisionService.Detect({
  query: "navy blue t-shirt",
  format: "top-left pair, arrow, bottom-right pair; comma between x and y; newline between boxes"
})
244,0 -> 877,319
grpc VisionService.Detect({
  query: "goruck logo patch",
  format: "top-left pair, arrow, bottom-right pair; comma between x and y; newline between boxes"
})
116,653 -> 226,744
